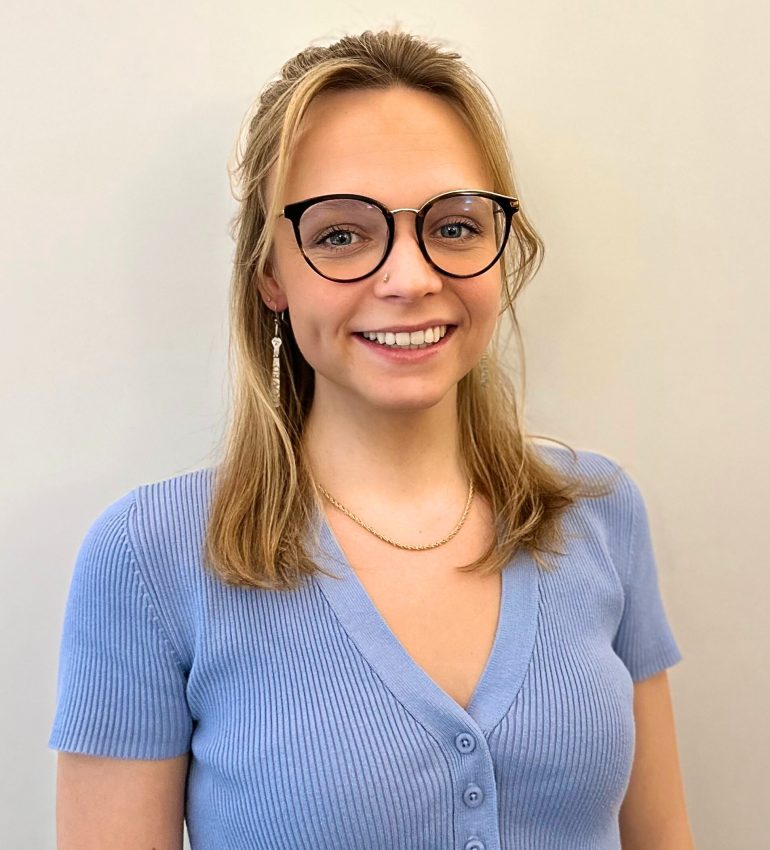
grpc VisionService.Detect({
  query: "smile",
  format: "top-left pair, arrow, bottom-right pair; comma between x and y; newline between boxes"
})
358,325 -> 449,349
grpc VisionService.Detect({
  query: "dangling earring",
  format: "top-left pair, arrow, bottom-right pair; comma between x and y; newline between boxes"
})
271,310 -> 284,408
479,352 -> 489,388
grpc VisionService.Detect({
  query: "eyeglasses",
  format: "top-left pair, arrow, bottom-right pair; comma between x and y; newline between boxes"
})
279,189 -> 520,283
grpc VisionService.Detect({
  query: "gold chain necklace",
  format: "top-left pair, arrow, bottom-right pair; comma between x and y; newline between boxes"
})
317,479 -> 475,551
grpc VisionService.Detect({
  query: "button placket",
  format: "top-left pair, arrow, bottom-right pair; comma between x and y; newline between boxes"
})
454,729 -> 488,847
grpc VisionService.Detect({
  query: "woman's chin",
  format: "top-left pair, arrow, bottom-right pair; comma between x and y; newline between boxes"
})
312,366 -> 460,413
358,382 -> 457,413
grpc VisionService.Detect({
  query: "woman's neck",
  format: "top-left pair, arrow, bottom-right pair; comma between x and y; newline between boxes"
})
301,384 -> 467,509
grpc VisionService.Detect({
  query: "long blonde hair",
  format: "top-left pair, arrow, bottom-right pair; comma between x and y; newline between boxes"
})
203,28 -> 619,590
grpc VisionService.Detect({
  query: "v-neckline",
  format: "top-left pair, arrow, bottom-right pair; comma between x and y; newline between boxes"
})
308,508 -> 540,736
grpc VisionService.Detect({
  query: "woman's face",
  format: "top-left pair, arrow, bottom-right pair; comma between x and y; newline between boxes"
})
263,84 -> 502,414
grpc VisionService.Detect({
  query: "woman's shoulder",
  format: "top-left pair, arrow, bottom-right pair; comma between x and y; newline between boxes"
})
533,440 -> 658,587
86,465 -> 216,528
88,466 -> 216,570
531,438 -> 623,481
72,466 -> 218,668
132,465 -> 217,540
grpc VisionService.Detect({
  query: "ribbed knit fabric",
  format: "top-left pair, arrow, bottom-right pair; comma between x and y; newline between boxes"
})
48,445 -> 682,850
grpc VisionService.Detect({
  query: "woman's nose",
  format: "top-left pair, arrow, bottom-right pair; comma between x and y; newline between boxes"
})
371,216 -> 444,299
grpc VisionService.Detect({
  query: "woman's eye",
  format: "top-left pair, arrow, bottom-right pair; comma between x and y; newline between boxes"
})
437,220 -> 481,239
318,228 -> 358,247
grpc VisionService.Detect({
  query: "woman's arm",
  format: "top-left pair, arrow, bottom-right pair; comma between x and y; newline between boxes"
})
619,670 -> 696,849
56,751 -> 190,849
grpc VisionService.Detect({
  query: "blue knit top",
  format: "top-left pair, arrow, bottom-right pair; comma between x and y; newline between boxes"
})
48,445 -> 682,850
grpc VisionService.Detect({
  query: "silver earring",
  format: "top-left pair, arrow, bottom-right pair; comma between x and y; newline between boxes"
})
479,352 -> 489,388
271,311 -> 284,408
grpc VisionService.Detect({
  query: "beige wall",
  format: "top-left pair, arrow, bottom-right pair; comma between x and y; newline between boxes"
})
3,2 -> 767,847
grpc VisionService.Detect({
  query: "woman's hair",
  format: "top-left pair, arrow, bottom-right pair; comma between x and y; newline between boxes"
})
203,27 -> 619,590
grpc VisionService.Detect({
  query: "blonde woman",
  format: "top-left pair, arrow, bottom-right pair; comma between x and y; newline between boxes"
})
49,29 -> 695,850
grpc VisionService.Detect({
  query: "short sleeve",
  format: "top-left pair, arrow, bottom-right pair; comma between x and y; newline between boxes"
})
611,471 -> 683,682
48,490 -> 193,759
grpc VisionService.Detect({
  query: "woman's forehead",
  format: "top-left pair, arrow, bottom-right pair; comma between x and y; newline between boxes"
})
280,86 -> 493,204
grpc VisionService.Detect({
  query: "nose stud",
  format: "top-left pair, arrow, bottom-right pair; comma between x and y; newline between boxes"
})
383,273 -> 389,283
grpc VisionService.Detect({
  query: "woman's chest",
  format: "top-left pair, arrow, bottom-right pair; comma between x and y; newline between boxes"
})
323,503 -> 503,711
348,559 -> 502,710
185,535 -> 634,850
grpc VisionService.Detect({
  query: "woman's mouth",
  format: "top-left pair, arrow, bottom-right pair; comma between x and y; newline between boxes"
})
353,324 -> 457,360
356,325 -> 455,351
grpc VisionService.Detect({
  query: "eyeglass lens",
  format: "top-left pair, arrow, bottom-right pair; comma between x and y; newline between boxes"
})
296,195 -> 507,281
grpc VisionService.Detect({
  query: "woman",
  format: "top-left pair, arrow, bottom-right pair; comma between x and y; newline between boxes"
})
49,29 -> 695,850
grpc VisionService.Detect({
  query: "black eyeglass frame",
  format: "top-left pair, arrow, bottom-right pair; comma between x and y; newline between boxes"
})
279,189 -> 520,283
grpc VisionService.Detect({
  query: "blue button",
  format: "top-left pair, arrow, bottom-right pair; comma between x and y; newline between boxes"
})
455,732 -> 476,754
462,784 -> 484,808
464,839 -> 485,850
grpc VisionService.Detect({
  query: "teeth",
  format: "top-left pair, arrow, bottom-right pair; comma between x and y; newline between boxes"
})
361,325 -> 448,348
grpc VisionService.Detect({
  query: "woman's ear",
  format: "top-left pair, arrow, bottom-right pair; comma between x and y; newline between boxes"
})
257,262 -> 289,312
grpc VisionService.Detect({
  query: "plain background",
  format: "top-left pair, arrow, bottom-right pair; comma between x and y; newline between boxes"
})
2,2 -> 768,848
